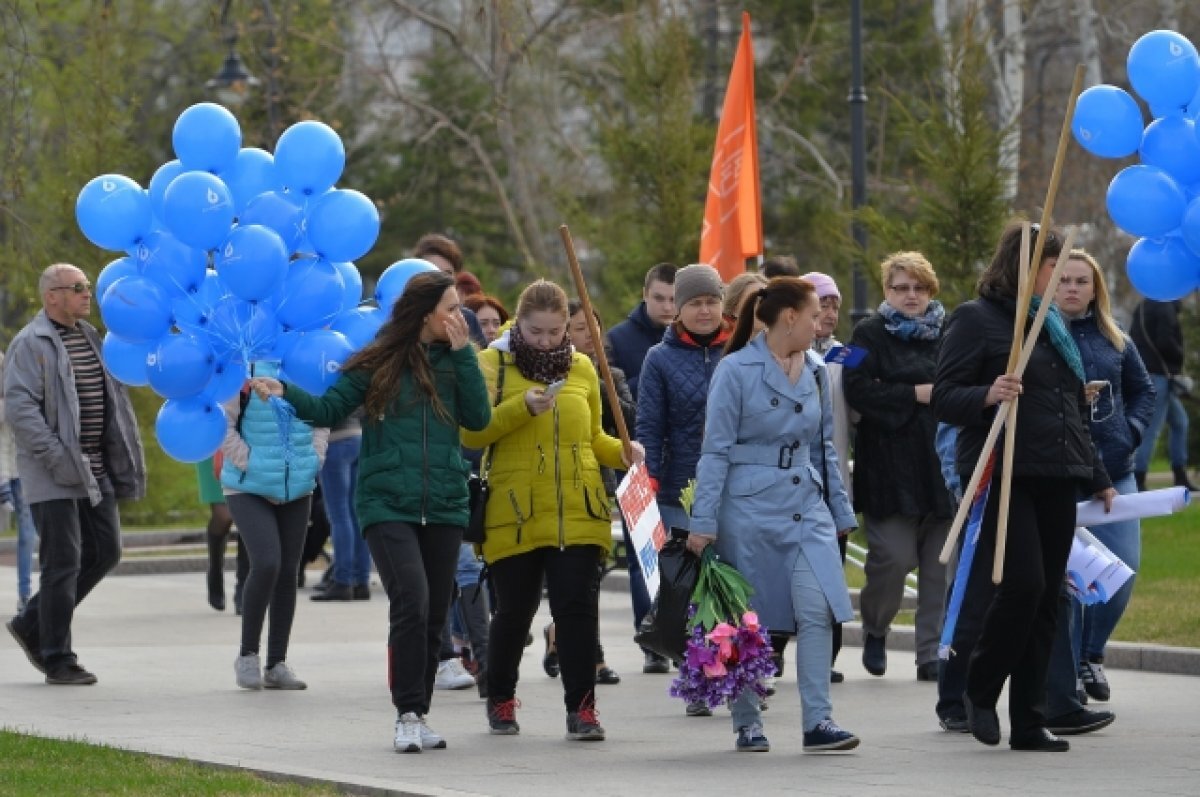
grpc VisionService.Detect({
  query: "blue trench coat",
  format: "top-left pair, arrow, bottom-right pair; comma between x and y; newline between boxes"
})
689,335 -> 856,634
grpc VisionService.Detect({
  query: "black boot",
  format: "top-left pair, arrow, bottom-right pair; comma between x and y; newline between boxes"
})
1173,466 -> 1198,492
1134,471 -> 1147,492
206,531 -> 227,611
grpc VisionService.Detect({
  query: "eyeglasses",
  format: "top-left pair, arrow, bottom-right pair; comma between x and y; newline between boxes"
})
887,283 -> 929,295
50,282 -> 92,294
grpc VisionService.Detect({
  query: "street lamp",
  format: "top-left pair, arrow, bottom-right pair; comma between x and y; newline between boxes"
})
206,0 -> 260,107
848,0 -> 869,324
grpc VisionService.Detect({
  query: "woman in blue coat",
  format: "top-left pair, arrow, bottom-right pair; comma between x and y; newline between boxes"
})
688,277 -> 860,754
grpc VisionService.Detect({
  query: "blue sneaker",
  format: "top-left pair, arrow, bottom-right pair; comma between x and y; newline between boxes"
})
735,723 -> 770,752
803,719 -> 860,752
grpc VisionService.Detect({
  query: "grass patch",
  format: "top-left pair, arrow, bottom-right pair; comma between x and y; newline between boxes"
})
0,730 -> 347,797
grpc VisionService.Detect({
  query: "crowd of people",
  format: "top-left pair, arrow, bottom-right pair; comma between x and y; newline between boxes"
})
2,220 -> 1196,757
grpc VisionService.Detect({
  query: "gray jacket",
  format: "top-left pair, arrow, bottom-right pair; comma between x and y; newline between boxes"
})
4,310 -> 146,506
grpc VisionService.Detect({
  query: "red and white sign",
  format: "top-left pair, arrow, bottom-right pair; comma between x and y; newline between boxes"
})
616,462 -> 667,597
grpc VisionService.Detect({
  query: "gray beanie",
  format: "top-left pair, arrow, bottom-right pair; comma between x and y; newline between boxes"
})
673,264 -> 724,309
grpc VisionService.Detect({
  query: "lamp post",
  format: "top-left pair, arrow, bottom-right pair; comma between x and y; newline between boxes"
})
206,0 -> 260,107
848,0 -> 869,324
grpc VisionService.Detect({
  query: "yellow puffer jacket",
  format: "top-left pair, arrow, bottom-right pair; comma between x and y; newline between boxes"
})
462,347 -> 625,564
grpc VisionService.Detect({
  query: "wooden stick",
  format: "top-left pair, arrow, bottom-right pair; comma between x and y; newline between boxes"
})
993,223 -> 1031,584
559,225 -> 633,462
940,226 -> 1080,565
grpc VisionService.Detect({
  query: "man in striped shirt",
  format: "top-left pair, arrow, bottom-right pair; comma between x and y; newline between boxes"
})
4,263 -> 145,686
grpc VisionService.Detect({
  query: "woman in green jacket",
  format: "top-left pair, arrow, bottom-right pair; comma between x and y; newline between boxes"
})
461,279 -> 643,742
251,270 -> 490,754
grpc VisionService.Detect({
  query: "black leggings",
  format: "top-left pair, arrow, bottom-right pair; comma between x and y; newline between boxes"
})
487,545 -> 604,711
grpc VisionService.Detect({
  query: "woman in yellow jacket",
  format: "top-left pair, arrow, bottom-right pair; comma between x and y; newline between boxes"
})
462,280 -> 643,742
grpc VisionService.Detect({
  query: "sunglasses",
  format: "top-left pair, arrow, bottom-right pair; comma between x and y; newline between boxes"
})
50,282 -> 92,294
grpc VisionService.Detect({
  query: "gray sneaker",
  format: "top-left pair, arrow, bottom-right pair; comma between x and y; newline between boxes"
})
263,661 -> 307,690
419,717 -> 447,749
235,653 -> 262,690
394,712 -> 422,753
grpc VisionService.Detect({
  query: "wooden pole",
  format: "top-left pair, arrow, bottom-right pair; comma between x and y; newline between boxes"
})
937,64 -> 1086,565
559,225 -> 633,462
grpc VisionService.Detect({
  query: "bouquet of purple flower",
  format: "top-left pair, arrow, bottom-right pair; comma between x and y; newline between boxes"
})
669,548 -> 775,708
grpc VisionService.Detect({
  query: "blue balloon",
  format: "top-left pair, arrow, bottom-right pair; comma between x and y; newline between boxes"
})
282,329 -> 354,395
274,120 -> 345,197
375,258 -> 439,313
1072,85 -> 1144,158
100,276 -> 172,343
275,257 -> 345,331
1126,236 -> 1200,300
215,224 -> 289,301
148,160 -> 185,223
1140,115 -> 1200,186
330,306 -> 385,350
306,189 -> 380,262
239,190 -> 306,253
156,397 -> 227,463
76,174 -> 153,252
173,270 -> 228,335
332,261 -> 363,313
1180,197 -> 1200,257
1128,30 -> 1200,111
222,148 -> 276,216
147,333 -> 217,400
162,171 -> 235,251
135,229 -> 208,298
1106,165 -> 1187,238
207,300 -> 280,364
202,359 -> 249,404
101,333 -> 153,387
271,329 -> 304,362
97,257 -> 139,303
173,102 -> 242,174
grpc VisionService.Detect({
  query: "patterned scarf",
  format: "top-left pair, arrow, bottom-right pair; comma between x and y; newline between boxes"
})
879,299 -> 946,341
510,323 -> 574,385
1029,296 -> 1087,384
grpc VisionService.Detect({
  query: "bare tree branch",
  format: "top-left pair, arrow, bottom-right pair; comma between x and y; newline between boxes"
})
763,119 -> 844,202
383,0 -> 491,81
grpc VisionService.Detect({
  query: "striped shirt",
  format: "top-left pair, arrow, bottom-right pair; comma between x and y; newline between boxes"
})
54,321 -> 108,481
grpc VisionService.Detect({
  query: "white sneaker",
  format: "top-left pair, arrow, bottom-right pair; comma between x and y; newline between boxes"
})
394,712 -> 422,753
434,658 -> 475,690
235,653 -> 262,690
419,717 -> 447,749
263,661 -> 307,690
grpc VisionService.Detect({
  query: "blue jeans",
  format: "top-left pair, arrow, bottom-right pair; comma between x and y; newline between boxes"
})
1135,374 -> 1190,471
1072,472 -> 1140,661
320,436 -> 371,586
730,549 -> 834,734
12,478 -> 38,604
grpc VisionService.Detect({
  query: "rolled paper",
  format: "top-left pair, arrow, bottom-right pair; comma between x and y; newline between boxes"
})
1075,486 -> 1190,527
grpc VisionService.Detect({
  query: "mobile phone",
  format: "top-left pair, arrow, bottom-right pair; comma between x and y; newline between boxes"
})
544,379 -> 566,397
1084,380 -> 1108,391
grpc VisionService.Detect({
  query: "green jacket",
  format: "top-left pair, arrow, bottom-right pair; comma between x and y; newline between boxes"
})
283,344 -> 490,531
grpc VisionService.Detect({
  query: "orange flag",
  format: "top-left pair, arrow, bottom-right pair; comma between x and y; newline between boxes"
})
699,11 -> 762,282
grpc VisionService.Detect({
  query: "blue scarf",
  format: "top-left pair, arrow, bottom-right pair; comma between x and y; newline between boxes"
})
879,300 -> 945,341
1029,296 -> 1087,384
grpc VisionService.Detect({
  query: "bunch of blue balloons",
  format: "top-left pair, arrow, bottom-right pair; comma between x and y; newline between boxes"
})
76,102 -> 432,464
1072,29 -> 1200,301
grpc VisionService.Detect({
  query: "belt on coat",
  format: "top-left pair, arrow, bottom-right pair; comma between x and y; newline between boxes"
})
727,442 -> 811,469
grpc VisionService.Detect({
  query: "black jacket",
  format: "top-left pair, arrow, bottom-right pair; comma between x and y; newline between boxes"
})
1129,299 -> 1184,376
932,294 -> 1111,494
843,313 -> 953,519
606,302 -> 666,400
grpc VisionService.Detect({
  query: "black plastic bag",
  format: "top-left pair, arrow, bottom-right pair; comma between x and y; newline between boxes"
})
634,529 -> 701,663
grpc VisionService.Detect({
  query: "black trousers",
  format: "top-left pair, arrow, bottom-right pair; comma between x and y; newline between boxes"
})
14,492 -> 122,669
366,521 -> 462,715
487,545 -> 604,711
964,475 -> 1076,735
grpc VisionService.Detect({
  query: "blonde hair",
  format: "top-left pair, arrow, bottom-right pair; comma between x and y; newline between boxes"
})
1067,249 -> 1125,352
724,272 -> 769,319
515,279 -> 568,320
880,251 -> 939,298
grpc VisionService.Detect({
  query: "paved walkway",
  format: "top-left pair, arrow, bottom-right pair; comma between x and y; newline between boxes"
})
2,566 -> 1198,797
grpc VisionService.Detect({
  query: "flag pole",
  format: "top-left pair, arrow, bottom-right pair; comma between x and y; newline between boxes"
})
559,224 -> 633,463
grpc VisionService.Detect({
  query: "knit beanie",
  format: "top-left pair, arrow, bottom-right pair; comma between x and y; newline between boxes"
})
674,264 -> 724,309
801,271 -> 841,301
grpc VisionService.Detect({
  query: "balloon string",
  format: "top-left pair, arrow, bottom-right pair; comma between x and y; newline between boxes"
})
267,395 -> 299,469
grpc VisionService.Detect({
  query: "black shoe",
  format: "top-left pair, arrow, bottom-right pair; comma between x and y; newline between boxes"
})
964,700 -> 1001,746
830,669 -> 845,683
486,697 -> 520,735
45,662 -> 98,686
595,666 -> 621,685
1046,708 -> 1115,736
1173,466 -> 1198,492
353,584 -> 371,600
6,619 -> 45,674
311,582 -> 354,601
862,633 -> 886,677
1010,728 -> 1069,752
1134,471 -> 1147,492
642,651 -> 670,674
939,715 -> 970,733
1079,658 -> 1111,702
542,625 -> 559,678
916,661 -> 939,682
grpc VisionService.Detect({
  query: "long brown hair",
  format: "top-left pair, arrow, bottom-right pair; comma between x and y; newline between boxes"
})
726,277 -> 817,354
977,220 -> 1064,299
343,270 -> 456,422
